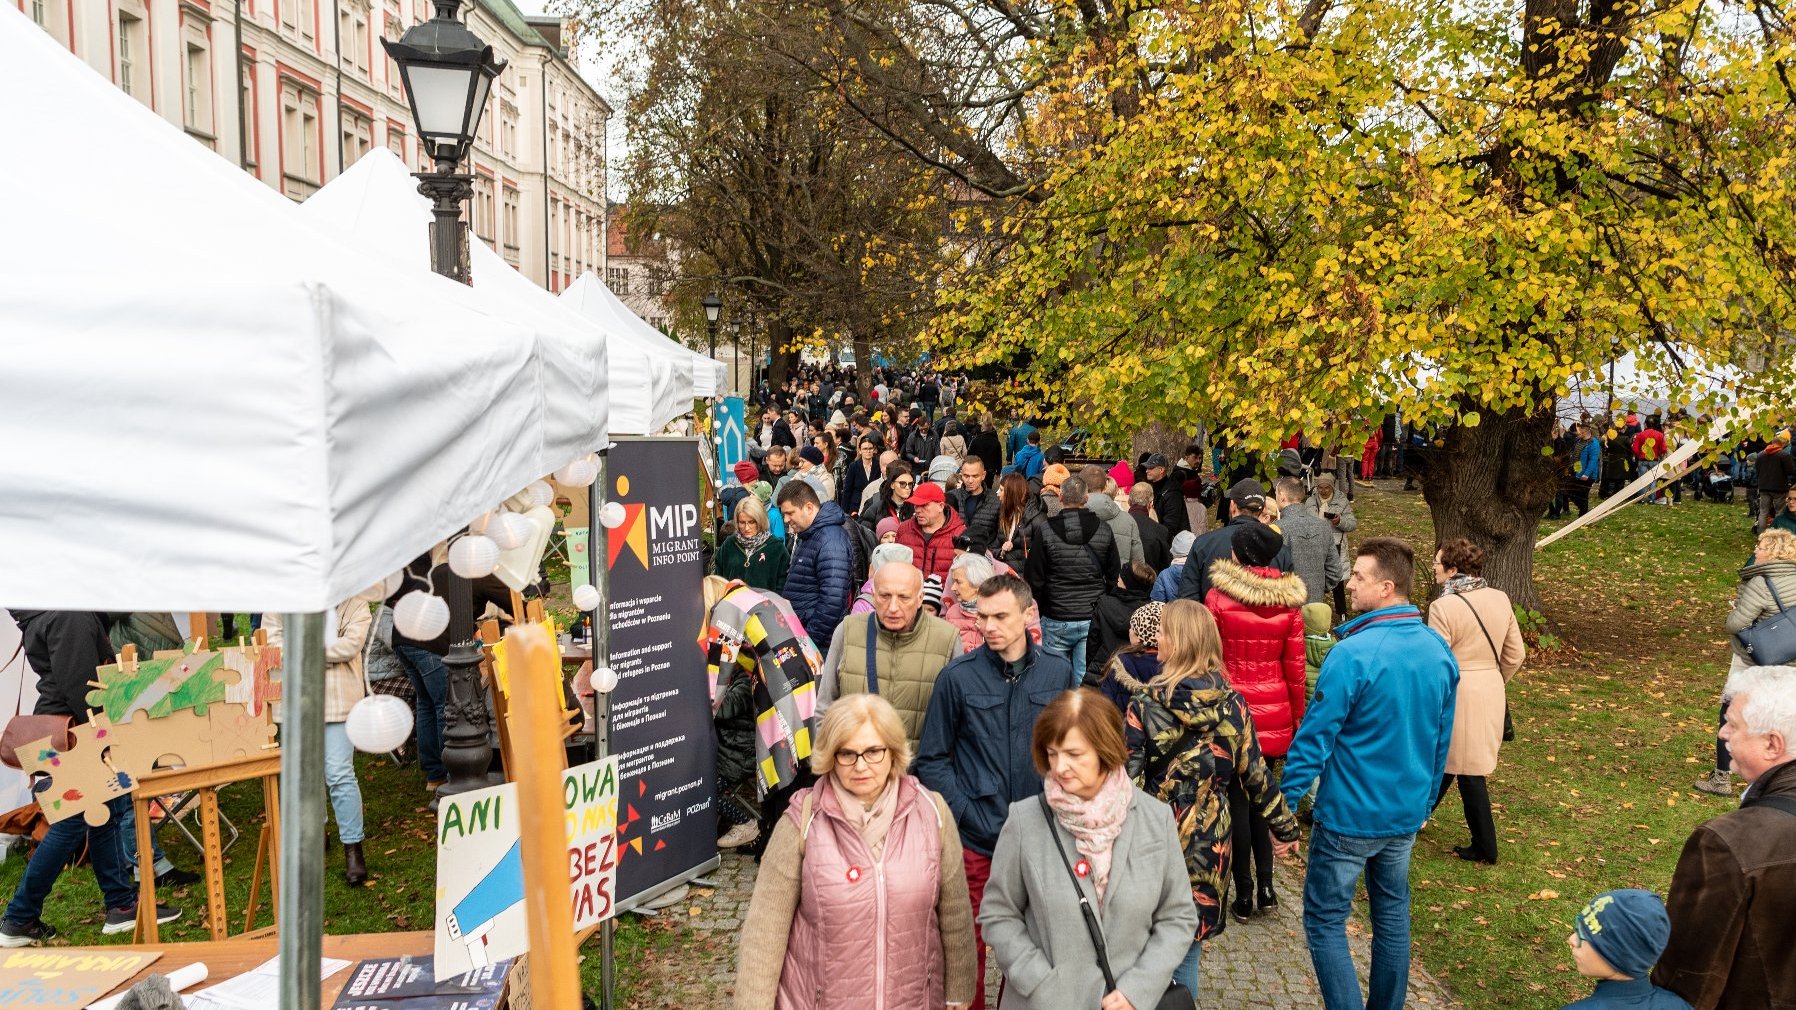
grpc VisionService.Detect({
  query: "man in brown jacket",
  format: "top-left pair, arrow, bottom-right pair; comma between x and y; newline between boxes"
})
1654,663 -> 1796,1009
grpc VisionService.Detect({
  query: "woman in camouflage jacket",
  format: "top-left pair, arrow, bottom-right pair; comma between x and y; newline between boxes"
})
1123,601 -> 1300,991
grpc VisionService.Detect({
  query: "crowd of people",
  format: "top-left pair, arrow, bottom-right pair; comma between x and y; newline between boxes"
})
706,364 -> 1793,1010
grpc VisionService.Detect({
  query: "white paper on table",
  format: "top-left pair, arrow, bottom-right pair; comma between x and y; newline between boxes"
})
181,956 -> 351,1010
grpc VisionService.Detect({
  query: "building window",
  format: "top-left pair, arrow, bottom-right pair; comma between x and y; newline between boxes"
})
473,175 -> 495,242
281,81 -> 322,197
383,3 -> 402,96
500,100 -> 517,159
502,185 -> 520,252
117,12 -> 145,100
184,38 -> 214,137
342,111 -> 372,165
241,63 -> 258,165
606,267 -> 629,296
387,123 -> 406,160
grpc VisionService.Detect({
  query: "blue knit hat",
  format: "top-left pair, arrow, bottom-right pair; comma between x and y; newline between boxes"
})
1575,889 -> 1671,980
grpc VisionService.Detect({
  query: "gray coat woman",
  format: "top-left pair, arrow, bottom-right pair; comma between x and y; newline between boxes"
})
1305,477 -> 1357,570
979,690 -> 1198,1010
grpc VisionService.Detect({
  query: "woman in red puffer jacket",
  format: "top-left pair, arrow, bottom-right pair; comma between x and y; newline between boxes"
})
1204,522 -> 1307,923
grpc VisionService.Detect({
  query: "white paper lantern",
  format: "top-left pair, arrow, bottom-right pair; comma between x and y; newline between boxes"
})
448,534 -> 501,578
713,434 -> 723,444
526,480 -> 555,508
379,569 -> 407,598
589,665 -> 619,693
555,457 -> 600,488
393,591 -> 449,641
469,510 -> 495,536
573,584 -> 603,612
488,511 -> 532,550
599,501 -> 627,529
344,694 -> 414,754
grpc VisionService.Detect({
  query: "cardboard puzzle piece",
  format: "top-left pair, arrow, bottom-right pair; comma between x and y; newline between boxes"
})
100,702 -> 276,774
85,645 -> 279,724
203,702 -> 278,761
17,717 -> 136,826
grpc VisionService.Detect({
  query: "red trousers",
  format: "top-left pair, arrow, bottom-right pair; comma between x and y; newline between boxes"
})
964,847 -> 993,1010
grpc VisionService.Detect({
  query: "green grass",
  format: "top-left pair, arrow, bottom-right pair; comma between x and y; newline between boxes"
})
1355,487 -> 1750,1009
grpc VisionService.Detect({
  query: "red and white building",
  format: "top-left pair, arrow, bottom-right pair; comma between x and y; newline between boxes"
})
18,0 -> 610,290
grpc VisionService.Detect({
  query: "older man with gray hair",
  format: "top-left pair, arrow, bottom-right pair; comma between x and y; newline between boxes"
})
1656,663 -> 1796,1009
816,561 -> 963,742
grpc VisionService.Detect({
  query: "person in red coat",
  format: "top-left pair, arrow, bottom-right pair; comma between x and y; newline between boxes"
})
894,482 -> 966,586
1205,521 -> 1308,921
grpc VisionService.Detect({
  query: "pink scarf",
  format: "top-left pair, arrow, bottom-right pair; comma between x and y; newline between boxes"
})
1043,767 -> 1134,906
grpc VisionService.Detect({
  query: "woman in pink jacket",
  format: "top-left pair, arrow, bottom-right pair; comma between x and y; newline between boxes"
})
734,694 -> 976,1010
1204,522 -> 1307,922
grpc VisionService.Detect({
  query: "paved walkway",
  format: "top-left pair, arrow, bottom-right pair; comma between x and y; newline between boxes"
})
618,850 -> 1460,1009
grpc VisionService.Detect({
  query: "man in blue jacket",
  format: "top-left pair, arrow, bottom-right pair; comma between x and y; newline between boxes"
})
914,574 -> 1071,1010
1006,429 -> 1045,481
775,481 -> 856,648
1281,537 -> 1458,1010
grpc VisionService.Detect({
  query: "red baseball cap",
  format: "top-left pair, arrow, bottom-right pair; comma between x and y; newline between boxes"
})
909,482 -> 946,506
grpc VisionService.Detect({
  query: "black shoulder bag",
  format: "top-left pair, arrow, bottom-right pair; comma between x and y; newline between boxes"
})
1037,796 -> 1195,1010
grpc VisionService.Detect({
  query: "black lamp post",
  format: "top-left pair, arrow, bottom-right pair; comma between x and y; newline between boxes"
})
383,0 -> 507,798
703,292 -> 722,362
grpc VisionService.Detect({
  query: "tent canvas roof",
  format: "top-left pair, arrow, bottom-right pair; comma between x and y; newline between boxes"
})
562,272 -> 726,401
0,6 -> 559,612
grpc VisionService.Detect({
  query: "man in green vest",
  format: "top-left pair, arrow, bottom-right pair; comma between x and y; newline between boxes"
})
816,561 -> 964,743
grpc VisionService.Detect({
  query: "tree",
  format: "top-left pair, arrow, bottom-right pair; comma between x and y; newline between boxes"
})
903,0 -> 1796,605
599,0 -> 948,390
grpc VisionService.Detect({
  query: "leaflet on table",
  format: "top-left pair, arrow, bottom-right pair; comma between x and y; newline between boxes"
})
328,956 -> 511,1010
181,955 -> 351,1010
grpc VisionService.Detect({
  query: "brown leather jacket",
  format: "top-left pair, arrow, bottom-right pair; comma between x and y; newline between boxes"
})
1654,760 -> 1796,1009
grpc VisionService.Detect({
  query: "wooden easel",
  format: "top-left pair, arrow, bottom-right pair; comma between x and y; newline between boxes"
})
479,595 -> 580,777
126,620 -> 283,943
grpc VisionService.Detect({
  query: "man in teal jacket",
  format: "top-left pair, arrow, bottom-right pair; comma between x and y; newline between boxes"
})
1282,537 -> 1458,1010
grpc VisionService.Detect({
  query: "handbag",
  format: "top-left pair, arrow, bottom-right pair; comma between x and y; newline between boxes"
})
1038,796 -> 1196,1010
1736,576 -> 1796,666
0,641 -> 70,771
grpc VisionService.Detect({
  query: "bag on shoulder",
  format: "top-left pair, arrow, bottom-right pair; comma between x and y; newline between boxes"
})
1736,576 -> 1796,666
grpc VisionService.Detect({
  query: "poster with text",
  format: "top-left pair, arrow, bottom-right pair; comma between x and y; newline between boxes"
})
432,757 -> 619,980
605,436 -> 720,908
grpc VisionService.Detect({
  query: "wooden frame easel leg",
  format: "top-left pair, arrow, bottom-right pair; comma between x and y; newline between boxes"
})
199,788 -> 227,941
243,773 -> 281,932
132,794 -> 157,943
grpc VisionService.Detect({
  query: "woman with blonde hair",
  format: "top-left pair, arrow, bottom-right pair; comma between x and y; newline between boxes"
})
1702,527 -> 1796,794
715,495 -> 789,592
735,693 -> 976,1009
1125,600 -> 1299,995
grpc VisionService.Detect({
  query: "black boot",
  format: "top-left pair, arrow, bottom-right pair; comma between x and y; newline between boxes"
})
1257,884 -> 1279,912
344,842 -> 368,886
1231,893 -> 1254,923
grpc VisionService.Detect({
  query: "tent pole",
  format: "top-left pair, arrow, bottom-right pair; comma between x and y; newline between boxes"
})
590,453 -> 616,1010
278,611 -> 326,1010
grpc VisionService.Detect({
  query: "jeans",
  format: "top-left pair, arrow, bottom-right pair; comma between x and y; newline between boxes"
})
1039,617 -> 1091,687
5,797 -> 138,922
1173,939 -> 1202,996
325,722 -> 365,844
396,644 -> 449,782
116,801 -> 171,879
1303,824 -> 1415,1010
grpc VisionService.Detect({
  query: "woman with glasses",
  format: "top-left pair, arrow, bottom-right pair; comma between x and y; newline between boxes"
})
859,460 -> 917,536
735,693 -> 977,1010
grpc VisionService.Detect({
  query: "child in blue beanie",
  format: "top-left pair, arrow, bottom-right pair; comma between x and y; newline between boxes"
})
1560,889 -> 1692,1009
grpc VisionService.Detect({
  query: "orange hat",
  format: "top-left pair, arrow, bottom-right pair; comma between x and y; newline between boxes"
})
1042,463 -> 1070,489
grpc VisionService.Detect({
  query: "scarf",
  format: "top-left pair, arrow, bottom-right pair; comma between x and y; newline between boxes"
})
830,774 -> 900,862
959,594 -> 980,617
1043,767 -> 1134,906
1439,573 -> 1488,597
736,529 -> 772,557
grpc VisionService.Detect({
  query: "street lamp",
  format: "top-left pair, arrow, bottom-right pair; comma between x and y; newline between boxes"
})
729,319 -> 742,395
382,0 -> 507,283
702,291 -> 722,361
383,0 -> 506,798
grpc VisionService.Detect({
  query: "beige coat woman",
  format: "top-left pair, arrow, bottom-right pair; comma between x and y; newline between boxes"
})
1428,585 -> 1525,776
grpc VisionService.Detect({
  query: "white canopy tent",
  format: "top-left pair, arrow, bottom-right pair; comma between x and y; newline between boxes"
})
562,271 -> 727,405
300,150 -> 640,444
0,9 -> 595,1006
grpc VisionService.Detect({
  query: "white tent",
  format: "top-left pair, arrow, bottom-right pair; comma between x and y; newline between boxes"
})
562,271 -> 727,403
0,4 -> 556,614
300,150 -> 636,445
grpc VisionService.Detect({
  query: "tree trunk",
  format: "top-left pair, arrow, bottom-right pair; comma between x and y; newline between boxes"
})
852,333 -> 873,404
1419,404 -> 1559,611
767,318 -> 798,389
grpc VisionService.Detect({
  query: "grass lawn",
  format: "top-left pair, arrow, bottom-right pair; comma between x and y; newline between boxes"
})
1358,486 -> 1751,1010
0,486 -> 1757,1008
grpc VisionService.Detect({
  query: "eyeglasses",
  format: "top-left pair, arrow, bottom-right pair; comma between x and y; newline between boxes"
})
834,746 -> 890,768
891,479 -> 915,488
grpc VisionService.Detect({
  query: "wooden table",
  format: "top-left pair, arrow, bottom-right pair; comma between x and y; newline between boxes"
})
95,931 -> 448,1007
131,753 -> 282,943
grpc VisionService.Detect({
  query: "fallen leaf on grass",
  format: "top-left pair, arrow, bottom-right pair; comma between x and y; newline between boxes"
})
1528,889 -> 1560,901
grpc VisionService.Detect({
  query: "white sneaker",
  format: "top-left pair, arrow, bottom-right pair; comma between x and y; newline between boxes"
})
718,821 -> 759,849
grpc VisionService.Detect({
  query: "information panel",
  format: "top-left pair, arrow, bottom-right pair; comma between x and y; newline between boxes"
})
604,437 -> 719,907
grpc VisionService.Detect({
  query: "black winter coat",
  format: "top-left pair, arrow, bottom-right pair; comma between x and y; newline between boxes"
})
1131,509 -> 1174,572
969,431 -> 1004,477
1026,509 -> 1121,622
1176,515 -> 1292,604
9,610 -> 112,724
952,487 -> 1002,555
